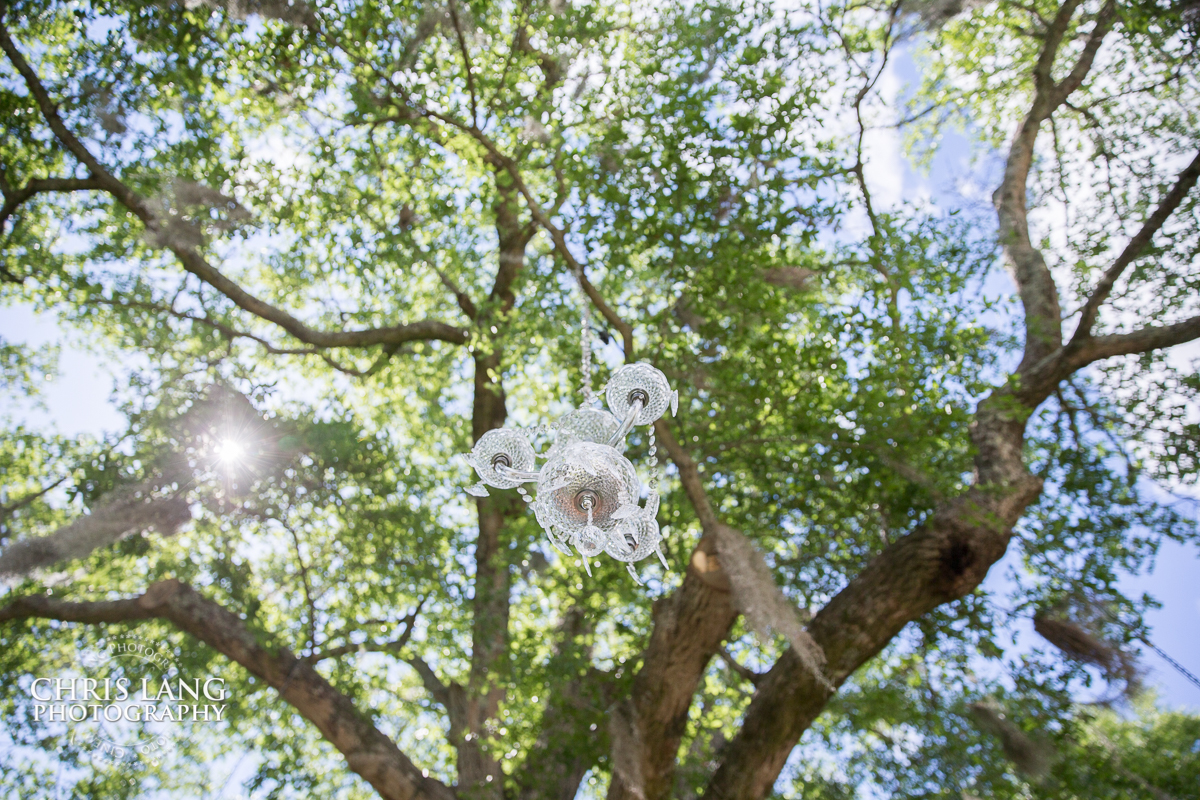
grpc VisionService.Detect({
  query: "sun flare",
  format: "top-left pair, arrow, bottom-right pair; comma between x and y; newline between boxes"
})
214,440 -> 245,464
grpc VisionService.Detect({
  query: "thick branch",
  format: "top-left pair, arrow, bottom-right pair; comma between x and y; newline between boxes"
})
607,529 -> 738,800
651,421 -> 717,530
1009,312 -> 1200,408
703,478 -> 1042,800
456,178 -> 533,800
1049,0 -> 1117,106
1071,149 -> 1200,341
0,581 -> 457,800
1065,315 -> 1200,370
0,594 -> 154,624
0,23 -> 466,351
1033,0 -> 1085,94
85,296 -> 406,377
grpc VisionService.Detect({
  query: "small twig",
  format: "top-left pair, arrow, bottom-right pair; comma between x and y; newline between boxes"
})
305,597 -> 427,664
718,647 -> 763,686
446,0 -> 478,126
282,521 -> 318,656
0,475 -> 67,524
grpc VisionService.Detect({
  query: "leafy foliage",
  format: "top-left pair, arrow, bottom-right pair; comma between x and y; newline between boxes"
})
0,0 -> 1197,798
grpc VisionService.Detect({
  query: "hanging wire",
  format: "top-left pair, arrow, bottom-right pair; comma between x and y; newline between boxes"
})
1093,599 -> 1200,695
1139,636 -> 1200,694
648,425 -> 660,492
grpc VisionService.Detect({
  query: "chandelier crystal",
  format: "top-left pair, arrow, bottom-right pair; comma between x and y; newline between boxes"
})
464,362 -> 677,582
463,276 -> 678,582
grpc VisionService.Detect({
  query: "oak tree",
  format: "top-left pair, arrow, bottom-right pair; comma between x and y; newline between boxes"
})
1,0 -> 1197,798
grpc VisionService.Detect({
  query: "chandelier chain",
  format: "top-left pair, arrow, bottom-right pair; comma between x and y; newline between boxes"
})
574,265 -> 595,406
648,426 -> 659,491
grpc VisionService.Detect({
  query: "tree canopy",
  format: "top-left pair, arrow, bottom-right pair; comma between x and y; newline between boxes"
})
1,0 -> 1198,798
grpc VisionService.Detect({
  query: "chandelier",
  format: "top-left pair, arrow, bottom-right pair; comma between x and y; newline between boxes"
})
463,277 -> 678,583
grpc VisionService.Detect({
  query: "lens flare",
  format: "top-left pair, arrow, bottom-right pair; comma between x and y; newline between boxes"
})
214,440 -> 245,464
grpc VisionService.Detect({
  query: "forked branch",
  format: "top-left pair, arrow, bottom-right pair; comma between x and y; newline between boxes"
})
0,21 -> 466,352
994,0 -> 1114,369
410,107 -> 635,355
1070,149 -> 1200,343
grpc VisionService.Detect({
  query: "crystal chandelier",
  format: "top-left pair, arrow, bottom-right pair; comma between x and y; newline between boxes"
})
463,276 -> 678,583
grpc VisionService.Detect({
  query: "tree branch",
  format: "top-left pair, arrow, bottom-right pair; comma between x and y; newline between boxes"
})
403,655 -> 472,786
651,421 -> 717,530
1033,0 -> 1085,95
411,107 -> 635,355
1010,311 -> 1200,408
1070,148 -> 1200,342
607,530 -> 737,800
0,22 -> 466,352
455,177 -> 533,800
431,263 -> 479,320
718,647 -> 764,687
0,581 -> 457,800
702,479 -> 1042,800
0,475 -> 66,524
447,0 -> 478,126
306,599 -> 425,663
82,296 -> 407,377
0,175 -> 104,235
845,2 -> 899,290
1065,314 -> 1200,369
407,654 -> 455,711
993,0 -> 1113,371
1049,0 -> 1117,107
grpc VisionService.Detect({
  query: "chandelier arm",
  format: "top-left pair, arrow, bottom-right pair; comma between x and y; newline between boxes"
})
608,398 -> 644,446
493,464 -> 542,483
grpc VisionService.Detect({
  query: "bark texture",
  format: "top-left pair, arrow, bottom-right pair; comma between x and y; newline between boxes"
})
460,174 -> 534,800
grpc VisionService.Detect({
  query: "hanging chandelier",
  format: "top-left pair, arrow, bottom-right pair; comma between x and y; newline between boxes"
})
462,276 -> 678,583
